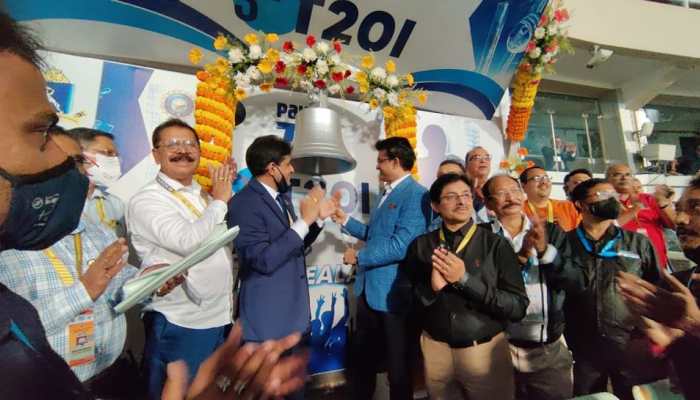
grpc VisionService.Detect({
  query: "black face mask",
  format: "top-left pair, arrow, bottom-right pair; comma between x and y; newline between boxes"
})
0,158 -> 89,251
587,197 -> 621,220
273,165 -> 290,194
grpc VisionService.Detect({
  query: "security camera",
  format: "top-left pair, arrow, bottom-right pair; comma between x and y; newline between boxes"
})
586,45 -> 614,69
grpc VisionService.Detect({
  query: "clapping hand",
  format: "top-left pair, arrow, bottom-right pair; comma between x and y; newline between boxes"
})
319,191 -> 341,220
80,238 -> 128,301
162,324 -> 309,400
617,271 -> 700,339
431,247 -> 466,284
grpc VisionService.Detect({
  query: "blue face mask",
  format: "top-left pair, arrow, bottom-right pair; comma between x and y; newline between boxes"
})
0,158 -> 89,251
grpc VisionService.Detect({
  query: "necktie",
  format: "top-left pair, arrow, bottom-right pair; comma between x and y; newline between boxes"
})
276,194 -> 296,224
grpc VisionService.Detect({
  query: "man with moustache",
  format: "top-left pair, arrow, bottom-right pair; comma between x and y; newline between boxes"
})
481,175 -> 572,400
608,163 -> 675,269
127,118 -> 239,399
521,166 -> 580,232
405,173 -> 528,400
465,147 -> 492,223
0,12 -> 309,400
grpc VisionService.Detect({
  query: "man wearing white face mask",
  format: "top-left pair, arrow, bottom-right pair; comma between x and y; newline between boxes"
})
68,128 -> 125,237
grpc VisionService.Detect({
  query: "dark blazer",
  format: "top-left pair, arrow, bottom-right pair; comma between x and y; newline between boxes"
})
227,179 -> 321,342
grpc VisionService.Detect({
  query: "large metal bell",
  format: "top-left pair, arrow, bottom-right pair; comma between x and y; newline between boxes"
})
291,106 -> 356,176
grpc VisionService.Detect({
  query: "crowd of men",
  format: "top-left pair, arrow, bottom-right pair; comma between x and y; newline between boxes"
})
3,10 -> 700,400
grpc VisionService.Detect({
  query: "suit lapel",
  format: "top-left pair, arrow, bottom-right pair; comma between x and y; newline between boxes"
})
250,179 -> 289,226
370,176 -> 413,222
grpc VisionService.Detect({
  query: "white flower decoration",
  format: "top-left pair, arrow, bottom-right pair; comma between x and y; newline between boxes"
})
315,42 -> 330,55
386,75 -> 400,88
370,67 -> 387,81
528,47 -> 542,59
246,65 -> 261,81
542,53 -> 552,63
330,54 -> 341,65
387,92 -> 399,106
534,27 -> 546,40
228,48 -> 244,64
372,87 -> 386,100
248,45 -> 262,60
316,60 -> 329,75
302,48 -> 317,62
328,84 -> 342,95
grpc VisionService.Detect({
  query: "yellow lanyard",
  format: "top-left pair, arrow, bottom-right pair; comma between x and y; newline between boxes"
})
528,201 -> 554,223
95,197 -> 118,229
44,234 -> 83,286
157,177 -> 209,218
439,223 -> 477,255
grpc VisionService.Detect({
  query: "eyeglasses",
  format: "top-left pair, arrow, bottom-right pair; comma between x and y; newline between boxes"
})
589,191 -> 619,200
377,157 -> 394,164
468,155 -> 491,162
527,175 -> 550,183
490,188 -> 523,199
440,192 -> 472,203
156,139 -> 199,151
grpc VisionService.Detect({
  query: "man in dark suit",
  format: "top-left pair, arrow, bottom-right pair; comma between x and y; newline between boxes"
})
227,135 -> 337,353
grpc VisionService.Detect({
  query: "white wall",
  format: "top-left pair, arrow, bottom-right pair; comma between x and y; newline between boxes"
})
567,0 -> 700,59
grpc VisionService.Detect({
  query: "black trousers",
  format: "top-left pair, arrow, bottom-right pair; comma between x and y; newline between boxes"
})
349,294 -> 413,400
572,342 -> 642,400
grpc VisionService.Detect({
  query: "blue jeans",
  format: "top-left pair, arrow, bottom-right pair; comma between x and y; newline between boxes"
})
142,312 -> 230,400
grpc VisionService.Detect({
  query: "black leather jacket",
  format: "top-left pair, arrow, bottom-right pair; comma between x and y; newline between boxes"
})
552,224 -> 660,352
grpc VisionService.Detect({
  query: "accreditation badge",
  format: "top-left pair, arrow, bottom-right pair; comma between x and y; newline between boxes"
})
66,309 -> 96,367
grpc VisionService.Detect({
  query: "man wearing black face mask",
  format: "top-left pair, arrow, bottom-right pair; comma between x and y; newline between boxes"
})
227,135 -> 338,399
552,178 -> 660,400
0,13 -> 127,399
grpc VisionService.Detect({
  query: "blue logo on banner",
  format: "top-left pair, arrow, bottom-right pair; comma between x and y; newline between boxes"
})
164,92 -> 194,118
309,286 -> 349,374
46,82 -> 74,114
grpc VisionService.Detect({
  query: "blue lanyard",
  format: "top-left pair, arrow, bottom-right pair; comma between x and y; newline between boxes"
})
9,320 -> 36,352
576,227 -> 621,259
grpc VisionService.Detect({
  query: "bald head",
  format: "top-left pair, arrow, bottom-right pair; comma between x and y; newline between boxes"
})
606,164 -> 634,194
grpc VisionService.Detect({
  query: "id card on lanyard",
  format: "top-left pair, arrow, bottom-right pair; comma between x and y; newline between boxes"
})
44,234 -> 96,367
439,223 -> 477,255
156,176 -> 208,218
528,201 -> 554,224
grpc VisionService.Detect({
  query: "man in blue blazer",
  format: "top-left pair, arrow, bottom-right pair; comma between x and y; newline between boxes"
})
227,135 -> 337,350
333,137 -> 430,400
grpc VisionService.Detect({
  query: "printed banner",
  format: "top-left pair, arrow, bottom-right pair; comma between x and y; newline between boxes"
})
9,0 -> 546,119
41,51 -> 506,381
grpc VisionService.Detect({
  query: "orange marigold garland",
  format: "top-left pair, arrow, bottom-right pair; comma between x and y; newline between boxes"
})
506,0 -> 571,143
190,49 -> 236,191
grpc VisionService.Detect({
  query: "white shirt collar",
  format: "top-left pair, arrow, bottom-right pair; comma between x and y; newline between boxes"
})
384,173 -> 411,194
157,171 -> 201,194
491,214 -> 532,240
259,180 -> 280,201
90,187 -> 106,200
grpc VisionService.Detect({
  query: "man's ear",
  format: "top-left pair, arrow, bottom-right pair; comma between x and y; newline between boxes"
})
152,149 -> 162,165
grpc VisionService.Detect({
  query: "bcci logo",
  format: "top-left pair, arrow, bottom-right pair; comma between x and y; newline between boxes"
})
163,92 -> 194,118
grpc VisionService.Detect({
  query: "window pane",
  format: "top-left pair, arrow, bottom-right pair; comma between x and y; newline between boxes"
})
521,92 -> 602,172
